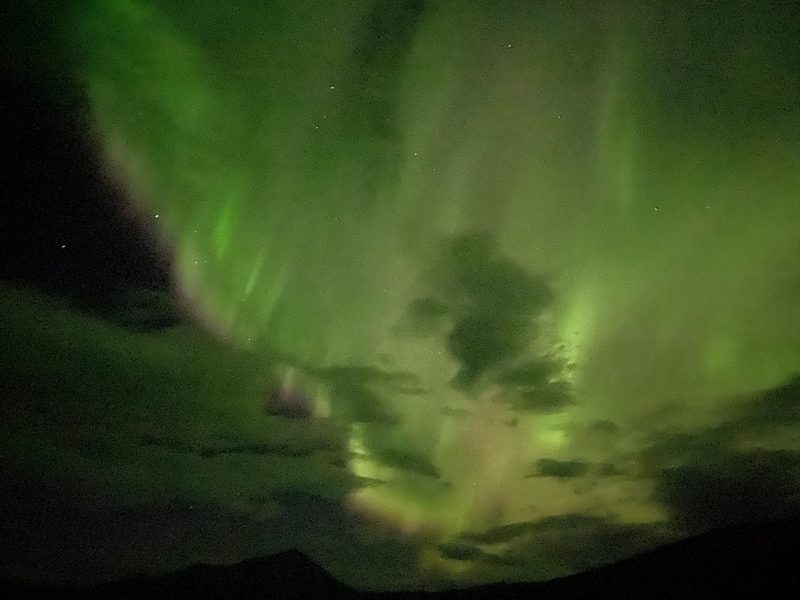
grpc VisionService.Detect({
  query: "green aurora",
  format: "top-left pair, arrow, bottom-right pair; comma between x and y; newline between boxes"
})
3,0 -> 800,590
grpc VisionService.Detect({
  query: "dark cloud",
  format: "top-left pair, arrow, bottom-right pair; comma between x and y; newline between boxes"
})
265,387 -> 316,419
310,364 -> 422,424
344,0 -> 428,140
438,542 -> 487,562
447,313 -> 531,387
589,420 -> 620,435
730,374 -> 800,430
460,520 -> 542,545
493,359 -> 574,414
372,448 -> 441,479
437,541 -> 526,567
350,0 -> 427,78
642,375 -> 800,471
640,431 -> 724,472
510,383 -> 574,414
296,0 -> 430,208
637,377 -> 800,471
495,359 -> 557,388
535,513 -> 632,531
596,462 -> 627,477
139,430 -> 341,460
400,297 -> 450,336
333,383 -> 399,424
433,232 -> 554,316
519,515 -> 670,574
323,380 -> 394,425
529,458 -> 590,479
639,376 -> 800,534
459,514 -> 670,575
350,0 -> 428,130
198,443 -> 317,459
655,449 -> 800,533
402,232 -> 559,389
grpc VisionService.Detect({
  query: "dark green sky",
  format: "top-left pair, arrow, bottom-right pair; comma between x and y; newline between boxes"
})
2,0 -> 799,591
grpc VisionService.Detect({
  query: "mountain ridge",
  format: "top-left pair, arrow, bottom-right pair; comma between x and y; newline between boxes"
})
3,516 -> 798,599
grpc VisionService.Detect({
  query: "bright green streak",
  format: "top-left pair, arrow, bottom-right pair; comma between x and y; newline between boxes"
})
79,0 -> 405,363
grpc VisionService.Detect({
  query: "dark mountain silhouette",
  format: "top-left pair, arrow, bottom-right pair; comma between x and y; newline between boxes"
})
2,516 -> 798,599
0,550 -> 349,600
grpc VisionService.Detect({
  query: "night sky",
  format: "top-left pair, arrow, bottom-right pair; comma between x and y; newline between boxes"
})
2,0 -> 799,591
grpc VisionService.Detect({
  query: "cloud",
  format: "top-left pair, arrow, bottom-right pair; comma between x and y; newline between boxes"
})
640,375 -> 800,469
140,422 -> 346,461
458,514 -> 670,576
432,232 -> 554,316
401,232 -> 560,390
494,359 -> 558,388
730,374 -> 800,430
515,515 -> 669,574
399,297 -> 450,336
589,420 -> 620,435
264,385 -> 317,419
655,449 -> 800,533
461,515 -> 615,546
371,448 -> 441,479
447,313 -> 530,387
529,458 -> 590,479
198,443 -> 318,459
331,0 -> 429,194
0,286 -> 363,524
596,462 -> 627,477
460,520 -> 543,545
509,383 -> 574,414
438,542 -> 525,567
438,542 -> 488,561
640,375 -> 800,533
310,364 -> 422,424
